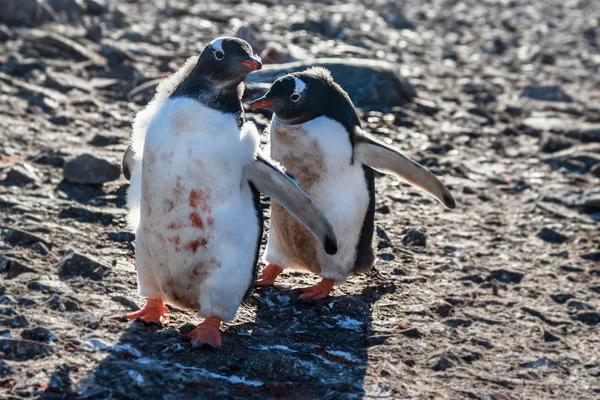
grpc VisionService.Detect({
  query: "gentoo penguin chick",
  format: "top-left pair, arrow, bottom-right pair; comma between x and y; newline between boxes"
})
126,39 -> 338,348
250,68 -> 455,301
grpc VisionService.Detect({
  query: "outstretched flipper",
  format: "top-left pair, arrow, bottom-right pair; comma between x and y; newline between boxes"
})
245,154 -> 338,255
355,128 -> 456,209
122,144 -> 135,181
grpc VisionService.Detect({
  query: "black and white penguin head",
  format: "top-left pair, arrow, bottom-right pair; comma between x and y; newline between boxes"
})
250,67 -> 358,127
196,37 -> 262,84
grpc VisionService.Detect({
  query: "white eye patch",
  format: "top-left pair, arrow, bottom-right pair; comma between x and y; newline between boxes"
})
210,38 -> 224,54
292,77 -> 307,96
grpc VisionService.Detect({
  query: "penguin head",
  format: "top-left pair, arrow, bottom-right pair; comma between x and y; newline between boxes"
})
196,37 -> 262,85
250,67 -> 338,125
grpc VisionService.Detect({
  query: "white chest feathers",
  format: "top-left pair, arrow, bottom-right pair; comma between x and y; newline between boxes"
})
267,116 -> 370,280
129,98 -> 262,320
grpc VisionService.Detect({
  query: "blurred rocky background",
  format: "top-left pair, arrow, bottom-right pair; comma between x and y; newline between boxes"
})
0,0 -> 599,398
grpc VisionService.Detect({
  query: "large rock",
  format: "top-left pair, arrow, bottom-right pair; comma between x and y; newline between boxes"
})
63,153 -> 120,185
3,163 -> 40,185
402,228 -> 426,247
0,0 -> 58,26
537,227 -> 568,244
4,228 -> 51,248
0,339 -> 51,360
21,327 -> 56,343
566,123 -> 600,143
57,251 -> 109,281
489,269 -> 524,284
0,315 -> 28,328
245,58 -> 416,109
540,187 -> 600,211
0,257 -> 36,279
541,144 -> 600,174
540,133 -> 576,153
519,85 -> 573,102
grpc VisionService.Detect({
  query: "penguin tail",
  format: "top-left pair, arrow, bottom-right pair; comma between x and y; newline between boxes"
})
127,166 -> 142,231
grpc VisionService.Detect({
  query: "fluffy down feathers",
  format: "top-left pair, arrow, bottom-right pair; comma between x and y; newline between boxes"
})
127,56 -> 199,230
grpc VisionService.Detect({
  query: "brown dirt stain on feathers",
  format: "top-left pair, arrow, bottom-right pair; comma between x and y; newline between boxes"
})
167,235 -> 180,246
164,177 -> 185,213
189,212 -> 204,229
191,262 -> 205,277
274,202 -> 321,273
142,176 -> 153,217
274,122 -> 301,144
189,189 -> 211,212
280,140 -> 325,190
161,276 -> 200,311
272,131 -> 326,272
184,237 -> 208,254
165,186 -> 212,233
172,110 -> 194,136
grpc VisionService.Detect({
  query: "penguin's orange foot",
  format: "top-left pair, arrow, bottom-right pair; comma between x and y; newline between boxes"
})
185,317 -> 222,348
256,264 -> 284,286
298,278 -> 335,302
127,298 -> 170,326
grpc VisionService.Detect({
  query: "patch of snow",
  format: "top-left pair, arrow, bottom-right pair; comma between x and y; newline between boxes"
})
133,356 -> 263,387
113,343 -> 142,358
128,370 -> 144,386
174,362 -> 263,387
276,294 -> 290,304
335,316 -> 363,330
87,339 -> 111,351
315,355 -> 334,365
135,357 -> 155,365
162,343 -> 184,353
255,345 -> 298,353
84,339 -> 141,358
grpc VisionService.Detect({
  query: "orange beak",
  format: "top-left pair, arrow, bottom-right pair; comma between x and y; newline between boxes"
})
249,99 -> 276,109
239,59 -> 262,71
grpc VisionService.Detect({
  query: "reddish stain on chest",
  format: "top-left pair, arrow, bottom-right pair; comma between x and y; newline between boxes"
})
165,188 -> 213,250
164,177 -> 185,214
189,212 -> 204,229
191,262 -> 205,277
185,237 -> 208,254
167,222 -> 184,230
189,189 -> 211,212
167,235 -> 180,246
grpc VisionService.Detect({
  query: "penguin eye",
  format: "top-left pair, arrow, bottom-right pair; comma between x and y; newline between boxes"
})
215,51 -> 224,60
290,94 -> 300,102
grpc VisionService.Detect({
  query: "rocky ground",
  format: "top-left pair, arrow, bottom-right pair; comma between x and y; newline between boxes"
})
1,0 -> 599,398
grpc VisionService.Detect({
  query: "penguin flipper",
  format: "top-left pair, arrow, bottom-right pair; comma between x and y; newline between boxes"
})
122,144 -> 135,181
355,128 -> 456,209
245,154 -> 338,255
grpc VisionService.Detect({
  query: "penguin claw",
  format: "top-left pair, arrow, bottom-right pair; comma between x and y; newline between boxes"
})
127,298 -> 170,326
298,278 -> 335,302
185,317 -> 222,348
255,264 -> 284,286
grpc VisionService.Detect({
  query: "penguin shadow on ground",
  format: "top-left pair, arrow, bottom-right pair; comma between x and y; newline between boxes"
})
74,271 -> 389,399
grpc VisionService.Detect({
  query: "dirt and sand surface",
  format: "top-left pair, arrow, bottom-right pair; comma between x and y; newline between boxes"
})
0,0 -> 599,398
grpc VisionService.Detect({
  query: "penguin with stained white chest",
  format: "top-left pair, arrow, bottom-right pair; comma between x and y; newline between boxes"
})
125,39 -> 338,347
250,67 -> 455,301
